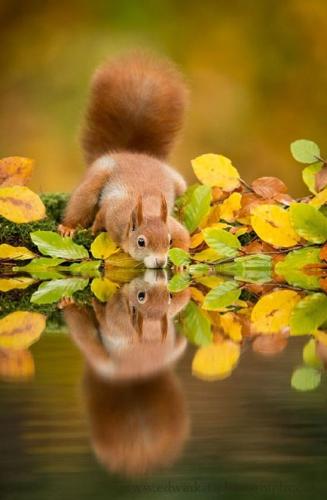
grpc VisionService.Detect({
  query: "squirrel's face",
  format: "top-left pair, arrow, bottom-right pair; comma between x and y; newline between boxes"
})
127,195 -> 170,268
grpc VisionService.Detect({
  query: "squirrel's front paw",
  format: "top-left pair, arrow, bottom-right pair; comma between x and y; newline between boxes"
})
58,224 -> 76,237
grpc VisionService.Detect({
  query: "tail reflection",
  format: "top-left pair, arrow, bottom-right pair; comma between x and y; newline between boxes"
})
64,270 -> 191,476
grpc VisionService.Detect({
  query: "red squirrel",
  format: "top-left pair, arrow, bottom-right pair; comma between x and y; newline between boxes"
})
59,52 -> 190,268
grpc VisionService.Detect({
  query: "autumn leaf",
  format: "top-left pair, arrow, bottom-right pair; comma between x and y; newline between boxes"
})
0,349 -> 35,381
309,187 -> 327,208
219,192 -> 242,222
290,293 -> 327,335
0,156 -> 34,187
31,231 -> 89,260
252,334 -> 287,356
192,340 -> 240,381
302,162 -> 323,194
275,247 -> 321,290
0,243 -> 35,260
315,164 -> 327,191
0,277 -> 36,292
251,290 -> 300,334
251,176 -> 287,199
168,248 -> 190,266
220,312 -> 243,342
31,278 -> 89,304
105,250 -> 140,268
191,154 -> 240,191
90,232 -> 119,259
0,186 -> 46,223
251,204 -> 300,248
0,311 -> 46,350
193,248 -> 222,262
303,338 -> 323,369
289,203 -> 327,244
91,277 -> 119,302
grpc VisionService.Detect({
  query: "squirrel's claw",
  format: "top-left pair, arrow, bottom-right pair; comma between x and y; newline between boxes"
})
58,224 -> 76,238
58,297 -> 75,309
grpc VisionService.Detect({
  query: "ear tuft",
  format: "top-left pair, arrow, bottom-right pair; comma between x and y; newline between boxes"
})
131,195 -> 143,230
160,193 -> 168,223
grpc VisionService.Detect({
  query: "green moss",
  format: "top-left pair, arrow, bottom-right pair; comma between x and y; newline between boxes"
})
40,192 -> 69,222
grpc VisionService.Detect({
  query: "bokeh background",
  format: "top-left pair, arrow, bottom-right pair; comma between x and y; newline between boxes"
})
1,0 -> 327,195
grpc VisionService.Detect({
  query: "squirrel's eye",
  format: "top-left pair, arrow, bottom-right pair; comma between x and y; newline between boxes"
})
137,236 -> 146,248
137,291 -> 146,303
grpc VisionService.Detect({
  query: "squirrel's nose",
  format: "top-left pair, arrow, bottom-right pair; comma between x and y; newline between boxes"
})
155,257 -> 167,268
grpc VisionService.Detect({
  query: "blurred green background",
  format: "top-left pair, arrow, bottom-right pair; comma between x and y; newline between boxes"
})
1,0 -> 327,195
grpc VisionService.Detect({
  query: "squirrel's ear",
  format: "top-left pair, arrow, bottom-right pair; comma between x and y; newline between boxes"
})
130,195 -> 143,230
160,193 -> 168,223
161,314 -> 168,342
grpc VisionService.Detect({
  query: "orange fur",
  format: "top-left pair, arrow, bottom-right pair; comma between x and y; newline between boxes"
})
62,52 -> 190,267
64,274 -> 191,476
81,52 -> 188,163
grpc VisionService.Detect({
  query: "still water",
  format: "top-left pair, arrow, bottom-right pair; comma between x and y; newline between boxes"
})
1,273 -> 327,500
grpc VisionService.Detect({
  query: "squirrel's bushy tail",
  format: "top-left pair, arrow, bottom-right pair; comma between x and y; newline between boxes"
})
81,52 -> 188,163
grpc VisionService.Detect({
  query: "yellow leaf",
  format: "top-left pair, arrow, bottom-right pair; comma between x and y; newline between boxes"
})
251,204 -> 300,248
0,243 -> 36,260
251,290 -> 300,334
199,205 -> 221,228
234,226 -> 249,237
0,277 -> 35,292
192,340 -> 240,381
313,330 -> 327,346
196,275 -> 224,288
220,192 -> 242,222
190,286 -> 205,304
0,156 -> 34,187
190,232 -> 204,249
191,154 -> 241,191
105,250 -> 140,268
91,278 -> 119,302
193,248 -> 221,262
309,187 -> 327,208
220,312 -> 243,342
0,349 -> 35,381
0,311 -> 46,350
0,186 -> 45,223
90,232 -> 119,259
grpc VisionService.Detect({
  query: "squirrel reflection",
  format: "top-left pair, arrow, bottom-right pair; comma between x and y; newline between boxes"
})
64,271 -> 190,476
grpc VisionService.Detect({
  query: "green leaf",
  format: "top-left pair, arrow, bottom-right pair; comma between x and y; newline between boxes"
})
291,366 -> 321,392
202,281 -> 241,310
189,263 -> 210,277
275,247 -> 321,290
91,278 -> 119,302
183,185 -> 212,232
290,139 -> 321,164
303,338 -> 323,369
14,257 -> 66,280
180,301 -> 212,346
202,227 -> 240,258
168,248 -> 190,266
69,260 -> 101,277
302,162 -> 323,194
31,231 -> 89,260
175,183 -> 200,209
216,254 -> 272,284
290,293 -> 327,335
290,203 -> 327,243
31,278 -> 89,304
168,273 -> 191,293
